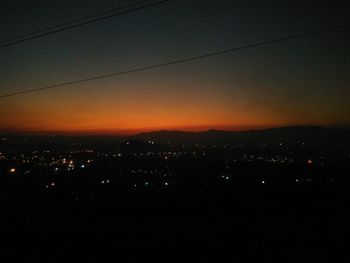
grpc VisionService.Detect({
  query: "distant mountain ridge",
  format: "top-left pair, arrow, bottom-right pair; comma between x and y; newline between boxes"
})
131,126 -> 350,144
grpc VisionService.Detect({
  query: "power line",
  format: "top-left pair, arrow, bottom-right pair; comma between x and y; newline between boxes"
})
0,25 -> 348,98
0,0 -> 156,44
0,0 -> 172,49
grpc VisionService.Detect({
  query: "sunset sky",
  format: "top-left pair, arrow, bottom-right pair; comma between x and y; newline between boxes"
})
0,0 -> 349,134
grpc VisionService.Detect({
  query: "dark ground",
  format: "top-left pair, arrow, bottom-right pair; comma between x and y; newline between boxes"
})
0,179 -> 347,262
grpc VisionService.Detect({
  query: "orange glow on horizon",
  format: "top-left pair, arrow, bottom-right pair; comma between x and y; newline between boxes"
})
0,99 -> 341,136
0,92 -> 289,135
1,79 -> 348,135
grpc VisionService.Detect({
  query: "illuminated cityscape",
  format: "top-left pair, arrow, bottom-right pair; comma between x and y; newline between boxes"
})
1,127 -> 349,203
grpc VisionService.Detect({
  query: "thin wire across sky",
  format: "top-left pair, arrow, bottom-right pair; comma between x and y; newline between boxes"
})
0,0 -> 172,48
0,25 -> 348,98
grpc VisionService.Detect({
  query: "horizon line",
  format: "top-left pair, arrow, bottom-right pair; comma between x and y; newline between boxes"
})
0,125 -> 348,136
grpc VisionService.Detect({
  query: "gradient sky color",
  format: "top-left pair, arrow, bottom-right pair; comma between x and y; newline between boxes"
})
0,0 -> 349,134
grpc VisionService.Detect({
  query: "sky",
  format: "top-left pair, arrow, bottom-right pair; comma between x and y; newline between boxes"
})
0,0 -> 349,134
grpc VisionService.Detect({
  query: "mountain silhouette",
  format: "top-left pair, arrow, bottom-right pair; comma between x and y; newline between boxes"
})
131,126 -> 350,145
